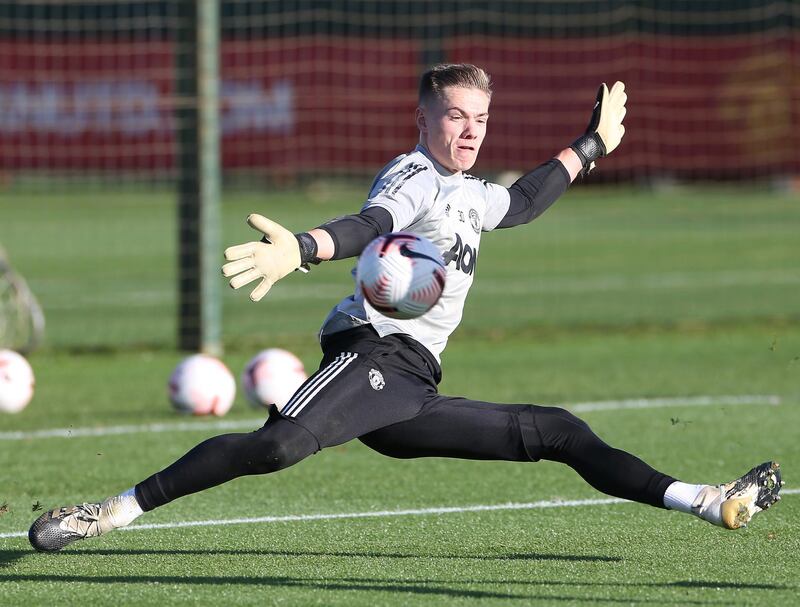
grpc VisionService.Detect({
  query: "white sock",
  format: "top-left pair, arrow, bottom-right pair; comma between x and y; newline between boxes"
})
103,487 -> 144,529
663,481 -> 706,513
664,481 -> 725,526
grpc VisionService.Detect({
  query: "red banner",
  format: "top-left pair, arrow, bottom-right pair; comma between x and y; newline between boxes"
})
448,36 -> 799,177
0,36 -> 796,177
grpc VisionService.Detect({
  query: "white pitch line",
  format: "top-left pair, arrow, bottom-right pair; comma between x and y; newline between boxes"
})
0,395 -> 782,441
2,490 -> 797,540
0,418 -> 266,441
569,394 -> 781,413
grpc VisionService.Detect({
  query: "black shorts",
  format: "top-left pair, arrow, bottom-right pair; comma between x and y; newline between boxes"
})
273,325 -> 542,462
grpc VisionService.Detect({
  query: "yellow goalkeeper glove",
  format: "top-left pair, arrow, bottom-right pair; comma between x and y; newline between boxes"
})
222,214 -> 302,302
570,81 -> 627,173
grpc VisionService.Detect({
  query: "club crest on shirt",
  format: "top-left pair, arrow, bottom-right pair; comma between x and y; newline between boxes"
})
469,208 -> 480,233
369,368 -> 385,390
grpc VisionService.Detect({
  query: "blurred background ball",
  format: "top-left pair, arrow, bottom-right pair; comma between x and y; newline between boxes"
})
0,349 -> 34,414
168,354 -> 235,416
357,232 -> 446,320
242,348 -> 307,409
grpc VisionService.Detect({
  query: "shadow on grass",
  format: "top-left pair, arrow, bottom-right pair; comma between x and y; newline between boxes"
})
0,572 -> 767,604
60,547 -> 622,562
0,550 -> 28,567
3,549 -> 792,603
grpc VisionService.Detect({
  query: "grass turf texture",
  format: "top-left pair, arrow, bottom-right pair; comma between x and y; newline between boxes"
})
0,184 -> 798,605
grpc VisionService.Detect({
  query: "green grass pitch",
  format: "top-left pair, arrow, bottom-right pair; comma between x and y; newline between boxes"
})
0,183 -> 799,605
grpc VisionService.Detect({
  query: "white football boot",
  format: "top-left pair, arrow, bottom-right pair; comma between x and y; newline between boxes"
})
692,461 -> 783,529
29,495 -> 130,552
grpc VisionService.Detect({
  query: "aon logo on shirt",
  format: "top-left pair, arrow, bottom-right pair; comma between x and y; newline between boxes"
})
444,233 -> 478,275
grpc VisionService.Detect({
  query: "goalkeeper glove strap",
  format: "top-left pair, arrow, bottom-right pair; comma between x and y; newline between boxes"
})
570,133 -> 606,169
294,232 -> 322,266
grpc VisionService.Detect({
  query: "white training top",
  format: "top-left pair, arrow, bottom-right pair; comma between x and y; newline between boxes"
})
320,145 -> 511,362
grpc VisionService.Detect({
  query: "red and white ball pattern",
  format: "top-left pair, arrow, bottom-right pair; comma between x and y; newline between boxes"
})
242,348 -> 307,409
357,232 -> 446,320
0,349 -> 34,414
168,354 -> 236,416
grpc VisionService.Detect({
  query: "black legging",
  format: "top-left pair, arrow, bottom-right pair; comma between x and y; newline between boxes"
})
135,419 -> 318,511
135,405 -> 674,511
361,404 -> 674,508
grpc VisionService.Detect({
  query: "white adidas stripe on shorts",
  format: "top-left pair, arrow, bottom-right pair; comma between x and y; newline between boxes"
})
282,352 -> 359,418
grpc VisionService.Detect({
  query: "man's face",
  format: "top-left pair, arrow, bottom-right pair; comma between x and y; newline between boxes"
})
416,86 -> 490,173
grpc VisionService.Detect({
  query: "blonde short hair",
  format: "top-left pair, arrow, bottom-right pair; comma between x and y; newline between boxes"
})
418,64 -> 493,104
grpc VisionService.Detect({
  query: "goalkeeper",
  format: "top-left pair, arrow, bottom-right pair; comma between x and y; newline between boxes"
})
30,64 -> 781,552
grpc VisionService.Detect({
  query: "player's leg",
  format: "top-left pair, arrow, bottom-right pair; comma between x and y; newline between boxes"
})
134,417 -> 318,510
28,417 -> 319,552
360,397 -> 782,528
361,397 -> 674,506
29,327 -> 436,551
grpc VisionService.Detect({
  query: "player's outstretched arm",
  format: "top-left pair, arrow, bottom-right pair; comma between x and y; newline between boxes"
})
494,82 -> 627,229
222,207 -> 394,301
570,81 -> 627,174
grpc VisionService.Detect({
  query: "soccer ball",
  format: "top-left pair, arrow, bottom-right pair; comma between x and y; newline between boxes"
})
242,348 -> 307,409
357,232 -> 446,320
0,349 -> 34,414
168,354 -> 235,416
